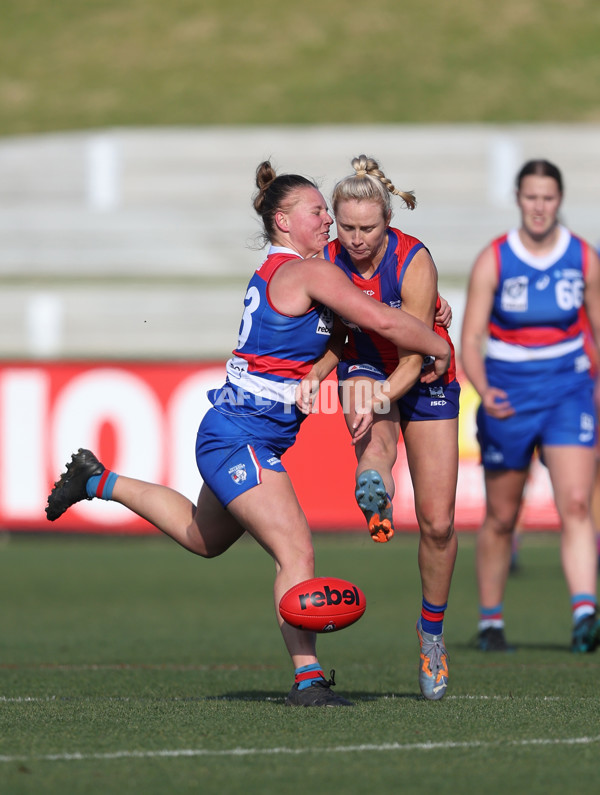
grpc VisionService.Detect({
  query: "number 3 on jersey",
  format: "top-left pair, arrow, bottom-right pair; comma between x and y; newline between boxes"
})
237,286 -> 260,349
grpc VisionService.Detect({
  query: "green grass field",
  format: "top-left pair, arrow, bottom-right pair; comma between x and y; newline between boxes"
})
2,0 -> 600,134
1,531 -> 598,795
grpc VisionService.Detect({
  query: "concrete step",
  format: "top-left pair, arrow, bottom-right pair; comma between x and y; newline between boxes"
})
1,124 -> 599,358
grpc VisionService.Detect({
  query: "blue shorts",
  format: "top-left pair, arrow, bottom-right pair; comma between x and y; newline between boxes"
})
195,406 -> 288,507
337,361 -> 460,422
477,386 -> 596,470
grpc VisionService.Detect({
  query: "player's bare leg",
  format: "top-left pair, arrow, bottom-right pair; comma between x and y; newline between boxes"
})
476,467 -> 528,650
404,417 -> 458,699
544,445 -> 600,651
112,476 -> 246,556
403,418 -> 458,606
46,450 -> 351,705
227,470 -> 352,705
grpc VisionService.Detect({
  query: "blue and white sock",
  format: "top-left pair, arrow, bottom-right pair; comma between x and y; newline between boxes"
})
478,603 -> 504,632
571,593 -> 597,625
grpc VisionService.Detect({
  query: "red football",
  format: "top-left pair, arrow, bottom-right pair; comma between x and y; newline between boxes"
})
279,577 -> 366,632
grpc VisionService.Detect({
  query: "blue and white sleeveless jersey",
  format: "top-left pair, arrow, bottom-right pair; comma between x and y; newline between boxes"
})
207,246 -> 334,450
485,225 -> 593,411
225,246 -> 333,402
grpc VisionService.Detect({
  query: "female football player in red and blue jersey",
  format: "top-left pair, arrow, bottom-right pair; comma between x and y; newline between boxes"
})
299,155 -> 460,701
46,160 -> 450,708
461,159 -> 600,654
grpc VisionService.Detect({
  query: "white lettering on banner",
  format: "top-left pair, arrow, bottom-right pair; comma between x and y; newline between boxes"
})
51,369 -> 165,525
0,369 -> 49,518
0,363 -> 561,531
0,364 -> 228,529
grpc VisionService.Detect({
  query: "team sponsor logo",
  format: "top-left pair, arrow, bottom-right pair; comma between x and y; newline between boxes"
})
228,463 -> 248,484
388,299 -> 402,309
348,363 -> 383,376
316,307 -> 334,335
227,360 -> 247,379
560,268 -> 582,280
267,456 -> 280,466
501,276 -> 528,312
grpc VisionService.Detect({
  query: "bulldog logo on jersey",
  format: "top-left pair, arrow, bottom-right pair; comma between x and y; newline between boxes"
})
228,464 -> 248,484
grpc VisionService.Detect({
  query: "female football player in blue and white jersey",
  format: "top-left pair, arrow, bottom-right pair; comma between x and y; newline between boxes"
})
461,159 -> 600,654
46,160 -> 450,707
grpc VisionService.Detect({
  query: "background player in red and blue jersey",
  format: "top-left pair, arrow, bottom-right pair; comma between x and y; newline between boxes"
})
46,160 -> 451,707
461,159 -> 600,654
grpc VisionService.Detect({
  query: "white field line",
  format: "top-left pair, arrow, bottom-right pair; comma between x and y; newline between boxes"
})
1,735 -> 600,764
1,694 -> 583,703
0,664 -> 268,671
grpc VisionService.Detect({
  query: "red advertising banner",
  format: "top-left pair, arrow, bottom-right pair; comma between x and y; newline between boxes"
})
0,361 -> 560,533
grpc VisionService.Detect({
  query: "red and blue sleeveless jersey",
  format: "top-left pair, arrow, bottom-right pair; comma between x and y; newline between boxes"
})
323,227 -> 456,383
225,247 -> 334,404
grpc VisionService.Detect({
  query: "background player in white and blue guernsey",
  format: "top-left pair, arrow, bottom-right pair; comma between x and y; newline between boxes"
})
461,159 -> 600,653
46,160 -> 451,707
